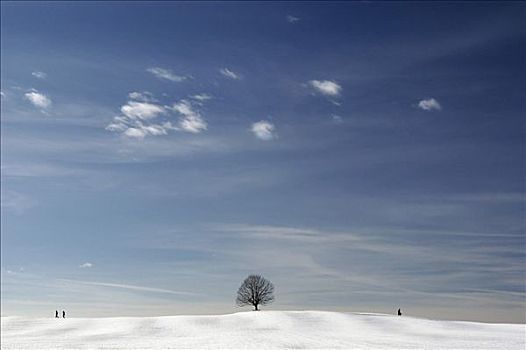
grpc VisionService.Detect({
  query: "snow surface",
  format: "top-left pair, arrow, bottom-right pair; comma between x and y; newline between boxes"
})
1,311 -> 524,349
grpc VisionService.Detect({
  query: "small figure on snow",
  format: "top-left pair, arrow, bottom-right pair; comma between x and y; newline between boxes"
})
397,308 -> 402,316
55,310 -> 59,318
62,310 -> 66,318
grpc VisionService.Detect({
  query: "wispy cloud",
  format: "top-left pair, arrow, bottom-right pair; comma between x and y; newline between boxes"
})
418,98 -> 442,111
24,89 -> 51,109
58,279 -> 199,296
212,224 -> 346,243
128,91 -> 156,102
171,100 -> 207,133
31,71 -> 47,79
220,68 -> 241,80
309,80 -> 342,97
251,120 -> 276,140
106,117 -> 176,139
286,15 -> 300,23
195,222 -> 526,308
79,262 -> 93,268
1,190 -> 37,214
147,67 -> 186,82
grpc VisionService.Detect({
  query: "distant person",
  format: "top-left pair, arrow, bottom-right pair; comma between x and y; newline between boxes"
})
55,310 -> 58,318
397,308 -> 402,316
62,310 -> 66,318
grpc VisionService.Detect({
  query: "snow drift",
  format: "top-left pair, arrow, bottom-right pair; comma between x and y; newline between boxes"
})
1,311 -> 524,349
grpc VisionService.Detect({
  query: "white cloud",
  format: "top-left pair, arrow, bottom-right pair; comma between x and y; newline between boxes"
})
286,15 -> 300,23
171,100 -> 207,133
24,90 -> 51,109
309,80 -> 342,97
122,127 -> 148,139
331,115 -> 343,124
121,101 -> 165,120
191,93 -> 212,102
220,68 -> 240,80
418,98 -> 442,111
128,91 -> 156,102
0,91 -> 5,99
79,262 -> 93,268
107,99 -> 174,139
31,71 -> 47,79
106,94 -> 207,139
147,67 -> 186,82
251,120 -> 276,140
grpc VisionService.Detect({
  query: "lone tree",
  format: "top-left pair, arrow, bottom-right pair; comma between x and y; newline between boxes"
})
236,274 -> 275,311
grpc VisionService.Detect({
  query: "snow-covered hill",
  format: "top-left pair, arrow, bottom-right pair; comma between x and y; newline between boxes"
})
1,311 -> 524,349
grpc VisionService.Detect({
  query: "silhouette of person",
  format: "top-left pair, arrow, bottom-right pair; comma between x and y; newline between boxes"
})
55,310 -> 59,318
62,310 -> 66,318
397,308 -> 402,316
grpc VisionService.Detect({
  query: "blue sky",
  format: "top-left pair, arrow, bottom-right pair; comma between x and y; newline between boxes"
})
1,1 -> 524,323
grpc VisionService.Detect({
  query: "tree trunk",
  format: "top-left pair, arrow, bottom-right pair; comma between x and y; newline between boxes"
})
254,304 -> 259,311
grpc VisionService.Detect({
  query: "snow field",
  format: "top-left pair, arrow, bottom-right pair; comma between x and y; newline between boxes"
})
2,311 -> 524,349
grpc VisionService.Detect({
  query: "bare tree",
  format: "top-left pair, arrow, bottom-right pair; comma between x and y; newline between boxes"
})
236,275 -> 275,311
